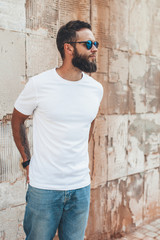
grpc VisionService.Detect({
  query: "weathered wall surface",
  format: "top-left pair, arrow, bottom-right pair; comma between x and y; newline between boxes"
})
0,0 -> 160,239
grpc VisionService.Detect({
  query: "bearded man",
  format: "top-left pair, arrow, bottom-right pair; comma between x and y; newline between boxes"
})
11,20 -> 103,240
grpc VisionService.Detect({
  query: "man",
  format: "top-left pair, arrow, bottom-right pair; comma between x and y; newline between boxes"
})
12,20 -> 103,240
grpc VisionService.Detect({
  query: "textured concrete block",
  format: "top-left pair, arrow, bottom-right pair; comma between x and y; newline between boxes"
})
59,0 -> 90,26
0,205 -> 25,240
0,119 -> 33,183
107,115 -> 128,181
109,49 -> 128,84
91,72 -> 108,115
129,54 -> 149,114
129,0 -> 152,54
107,177 -> 136,235
26,0 -> 59,37
129,1 -> 160,56
96,47 -> 109,74
0,30 -> 25,118
26,34 -> 58,77
85,185 -> 109,240
109,0 -> 129,50
108,49 -> 129,114
146,57 -> 160,113
144,114 -> 160,171
107,179 -> 122,236
128,114 -> 145,175
107,175 -> 143,236
0,0 -> 25,32
89,117 -> 108,189
151,2 -> 160,57
144,169 -> 160,221
91,0 -> 110,48
126,174 -> 144,227
0,179 -> 26,210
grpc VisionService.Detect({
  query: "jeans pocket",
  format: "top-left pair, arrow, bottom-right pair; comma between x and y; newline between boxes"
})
25,186 -> 31,203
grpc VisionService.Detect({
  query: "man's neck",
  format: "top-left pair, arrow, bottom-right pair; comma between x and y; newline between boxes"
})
56,64 -> 83,81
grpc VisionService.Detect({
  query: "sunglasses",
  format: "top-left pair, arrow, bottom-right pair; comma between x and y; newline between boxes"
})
67,40 -> 99,50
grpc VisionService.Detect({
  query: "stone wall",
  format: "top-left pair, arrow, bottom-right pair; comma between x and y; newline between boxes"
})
0,0 -> 160,239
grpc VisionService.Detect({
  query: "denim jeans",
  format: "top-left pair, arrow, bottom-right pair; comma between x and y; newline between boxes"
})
23,184 -> 90,240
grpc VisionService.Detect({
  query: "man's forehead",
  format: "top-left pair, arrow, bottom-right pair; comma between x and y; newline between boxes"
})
76,28 -> 95,40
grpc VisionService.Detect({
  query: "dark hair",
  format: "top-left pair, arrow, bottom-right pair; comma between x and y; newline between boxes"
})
56,20 -> 91,59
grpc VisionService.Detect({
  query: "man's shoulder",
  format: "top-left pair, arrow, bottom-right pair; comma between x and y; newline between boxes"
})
31,68 -> 55,82
83,72 -> 103,90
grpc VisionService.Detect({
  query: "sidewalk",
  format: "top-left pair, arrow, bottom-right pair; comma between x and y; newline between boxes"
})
116,219 -> 160,240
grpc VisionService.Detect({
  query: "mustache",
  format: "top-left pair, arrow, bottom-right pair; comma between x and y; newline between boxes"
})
89,54 -> 96,58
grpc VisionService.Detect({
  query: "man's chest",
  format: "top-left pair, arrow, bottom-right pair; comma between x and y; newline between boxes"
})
37,85 -> 100,123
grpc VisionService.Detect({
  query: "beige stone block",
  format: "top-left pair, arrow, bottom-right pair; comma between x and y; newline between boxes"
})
26,34 -> 58,77
129,55 -> 160,114
89,117 -> 108,189
91,0 -> 110,48
107,179 -> 122,236
59,0 -> 90,26
107,115 -> 128,181
91,72 -> 108,115
107,175 -> 143,235
129,0 -> 153,55
144,169 -> 159,221
109,49 -> 128,84
26,0 -> 59,37
0,179 -> 26,210
0,0 -> 25,32
0,119 -> 32,182
0,30 -> 25,118
108,82 -> 129,114
144,114 -> 160,171
0,205 -> 25,240
108,49 -> 129,114
129,54 -> 149,114
126,174 -> 144,227
128,113 -> 160,174
159,167 -> 160,216
146,57 -> 160,113
151,2 -> 160,57
85,185 -> 109,240
96,47 -> 109,74
128,114 -> 145,175
109,0 -> 129,51
107,177 -> 137,235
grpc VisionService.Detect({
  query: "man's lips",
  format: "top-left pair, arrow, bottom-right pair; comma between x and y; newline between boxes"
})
89,55 -> 96,59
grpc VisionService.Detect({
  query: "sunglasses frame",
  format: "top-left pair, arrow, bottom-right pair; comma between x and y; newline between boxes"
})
67,40 -> 99,50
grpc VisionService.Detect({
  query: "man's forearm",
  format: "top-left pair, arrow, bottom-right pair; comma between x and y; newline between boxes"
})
19,123 -> 31,161
11,110 -> 31,162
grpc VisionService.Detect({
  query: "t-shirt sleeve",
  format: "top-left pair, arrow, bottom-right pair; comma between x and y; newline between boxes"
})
14,77 -> 38,115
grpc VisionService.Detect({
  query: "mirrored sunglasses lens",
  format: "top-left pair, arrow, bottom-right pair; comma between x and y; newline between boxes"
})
94,41 -> 99,48
86,40 -> 92,50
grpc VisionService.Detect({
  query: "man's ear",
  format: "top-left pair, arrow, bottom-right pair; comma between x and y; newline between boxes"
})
64,43 -> 74,56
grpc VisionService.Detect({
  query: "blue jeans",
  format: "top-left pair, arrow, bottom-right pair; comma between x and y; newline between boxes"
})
23,184 -> 90,240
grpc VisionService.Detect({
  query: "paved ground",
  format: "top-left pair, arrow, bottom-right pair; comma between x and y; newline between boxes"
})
116,219 -> 160,240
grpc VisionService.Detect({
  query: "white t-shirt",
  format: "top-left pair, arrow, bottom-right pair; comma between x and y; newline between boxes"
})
15,68 -> 103,190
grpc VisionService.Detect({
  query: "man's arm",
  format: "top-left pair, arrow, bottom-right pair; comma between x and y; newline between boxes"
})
11,108 -> 31,183
88,119 -> 95,142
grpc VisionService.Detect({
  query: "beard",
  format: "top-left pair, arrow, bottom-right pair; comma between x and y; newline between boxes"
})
72,47 -> 97,73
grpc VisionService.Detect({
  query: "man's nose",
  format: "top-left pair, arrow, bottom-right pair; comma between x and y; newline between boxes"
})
91,44 -> 98,52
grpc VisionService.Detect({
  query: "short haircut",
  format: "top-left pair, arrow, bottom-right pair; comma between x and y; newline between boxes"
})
56,20 -> 91,59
